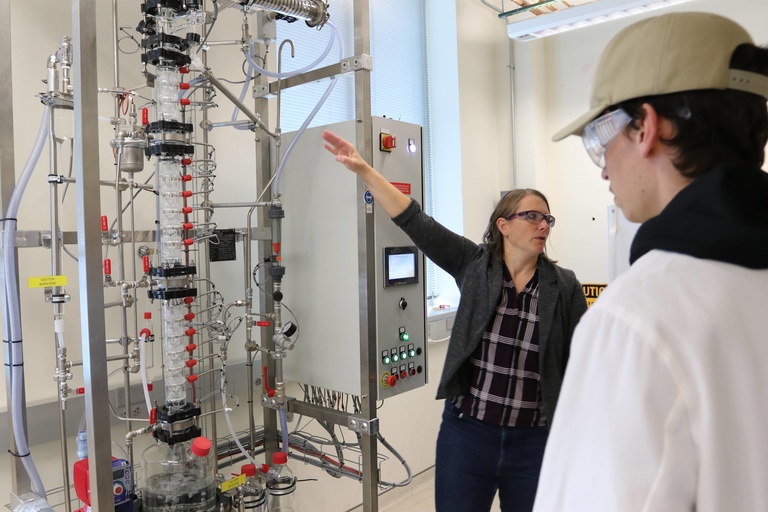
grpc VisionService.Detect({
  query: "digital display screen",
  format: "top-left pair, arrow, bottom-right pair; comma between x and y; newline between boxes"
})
384,246 -> 419,287
388,253 -> 416,280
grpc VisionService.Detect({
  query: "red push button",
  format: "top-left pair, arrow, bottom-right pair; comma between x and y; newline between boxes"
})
387,375 -> 398,387
380,133 -> 396,152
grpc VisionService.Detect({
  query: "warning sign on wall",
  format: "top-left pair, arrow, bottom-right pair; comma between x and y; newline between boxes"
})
582,283 -> 607,308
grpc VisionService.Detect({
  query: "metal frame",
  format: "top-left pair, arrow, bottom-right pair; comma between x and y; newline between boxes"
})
72,0 -> 114,509
353,1 -> 380,510
2,0 -> 383,508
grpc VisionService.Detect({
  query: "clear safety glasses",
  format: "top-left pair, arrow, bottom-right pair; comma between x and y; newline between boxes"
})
506,210 -> 556,228
582,109 -> 632,168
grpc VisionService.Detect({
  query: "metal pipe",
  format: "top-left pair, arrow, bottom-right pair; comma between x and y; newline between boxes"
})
208,201 -> 271,209
114,147 -> 135,465
202,71 -> 278,138
48,102 -> 72,512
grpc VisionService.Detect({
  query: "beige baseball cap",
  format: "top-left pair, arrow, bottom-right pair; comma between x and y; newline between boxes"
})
553,12 -> 768,141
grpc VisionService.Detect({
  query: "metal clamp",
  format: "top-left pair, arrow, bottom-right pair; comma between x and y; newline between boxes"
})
347,416 -> 379,436
340,54 -> 373,73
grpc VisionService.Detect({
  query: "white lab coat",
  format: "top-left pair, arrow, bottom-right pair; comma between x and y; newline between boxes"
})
533,250 -> 768,512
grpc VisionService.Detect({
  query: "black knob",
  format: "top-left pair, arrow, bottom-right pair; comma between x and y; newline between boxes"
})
273,291 -> 283,301
399,298 -> 408,310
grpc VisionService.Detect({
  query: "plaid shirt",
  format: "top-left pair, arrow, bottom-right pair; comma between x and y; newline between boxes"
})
454,267 -> 546,427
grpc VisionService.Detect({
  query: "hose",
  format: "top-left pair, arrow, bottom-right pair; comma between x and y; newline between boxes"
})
244,19 -> 336,80
3,106 -> 51,499
272,20 -> 343,196
139,332 -> 152,416
279,408 -> 289,453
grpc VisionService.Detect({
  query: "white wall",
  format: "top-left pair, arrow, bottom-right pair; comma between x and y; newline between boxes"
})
512,0 -> 768,283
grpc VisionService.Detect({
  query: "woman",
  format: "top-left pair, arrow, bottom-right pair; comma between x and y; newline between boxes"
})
322,130 -> 587,512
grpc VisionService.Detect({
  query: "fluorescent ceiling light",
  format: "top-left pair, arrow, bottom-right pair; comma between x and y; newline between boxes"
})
506,0 -> 693,42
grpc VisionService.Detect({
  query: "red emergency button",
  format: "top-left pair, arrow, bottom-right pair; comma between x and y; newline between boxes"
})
387,375 -> 398,387
380,133 -> 396,152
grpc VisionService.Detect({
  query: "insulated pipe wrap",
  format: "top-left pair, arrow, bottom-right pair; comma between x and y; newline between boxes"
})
248,0 -> 327,27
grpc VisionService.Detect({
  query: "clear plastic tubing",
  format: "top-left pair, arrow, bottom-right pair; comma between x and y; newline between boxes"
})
244,20 -> 336,79
272,20 -> 343,196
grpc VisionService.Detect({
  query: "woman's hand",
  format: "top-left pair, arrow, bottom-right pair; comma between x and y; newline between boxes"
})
322,130 -> 371,175
321,129 -> 411,217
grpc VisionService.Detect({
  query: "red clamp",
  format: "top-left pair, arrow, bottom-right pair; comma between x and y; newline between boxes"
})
263,366 -> 275,397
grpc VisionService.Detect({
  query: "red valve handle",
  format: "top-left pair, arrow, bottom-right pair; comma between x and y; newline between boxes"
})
184,312 -> 195,321
186,359 -> 197,368
143,255 -> 151,273
263,366 -> 276,397
141,108 -> 149,125
180,98 -> 191,106
186,343 -> 197,352
185,327 -> 197,336
187,374 -> 198,383
181,158 -> 192,166
184,296 -> 195,305
182,206 -> 193,215
179,82 -> 190,90
103,259 -> 112,276
101,215 -> 108,232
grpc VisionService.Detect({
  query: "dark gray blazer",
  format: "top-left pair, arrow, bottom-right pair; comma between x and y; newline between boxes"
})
393,200 -> 587,426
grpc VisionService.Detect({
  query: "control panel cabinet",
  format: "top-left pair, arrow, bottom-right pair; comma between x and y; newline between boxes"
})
280,118 -> 426,400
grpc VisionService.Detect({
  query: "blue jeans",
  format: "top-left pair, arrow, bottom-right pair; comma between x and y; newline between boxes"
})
435,401 -> 548,512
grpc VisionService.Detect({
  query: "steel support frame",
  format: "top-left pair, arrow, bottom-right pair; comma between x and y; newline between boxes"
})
255,11 -> 280,462
353,1 -> 379,511
72,0 -> 115,509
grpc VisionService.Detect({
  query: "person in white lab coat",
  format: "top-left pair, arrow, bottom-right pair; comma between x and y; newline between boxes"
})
533,12 -> 768,512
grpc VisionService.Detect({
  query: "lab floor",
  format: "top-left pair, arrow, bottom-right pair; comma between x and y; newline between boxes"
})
349,467 -> 502,512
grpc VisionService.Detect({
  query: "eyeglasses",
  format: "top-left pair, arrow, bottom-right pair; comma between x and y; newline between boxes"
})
506,210 -> 556,227
581,109 -> 632,168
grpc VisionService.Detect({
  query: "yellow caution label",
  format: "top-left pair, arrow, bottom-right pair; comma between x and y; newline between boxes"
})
221,473 -> 246,493
582,283 -> 607,308
28,275 -> 68,288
